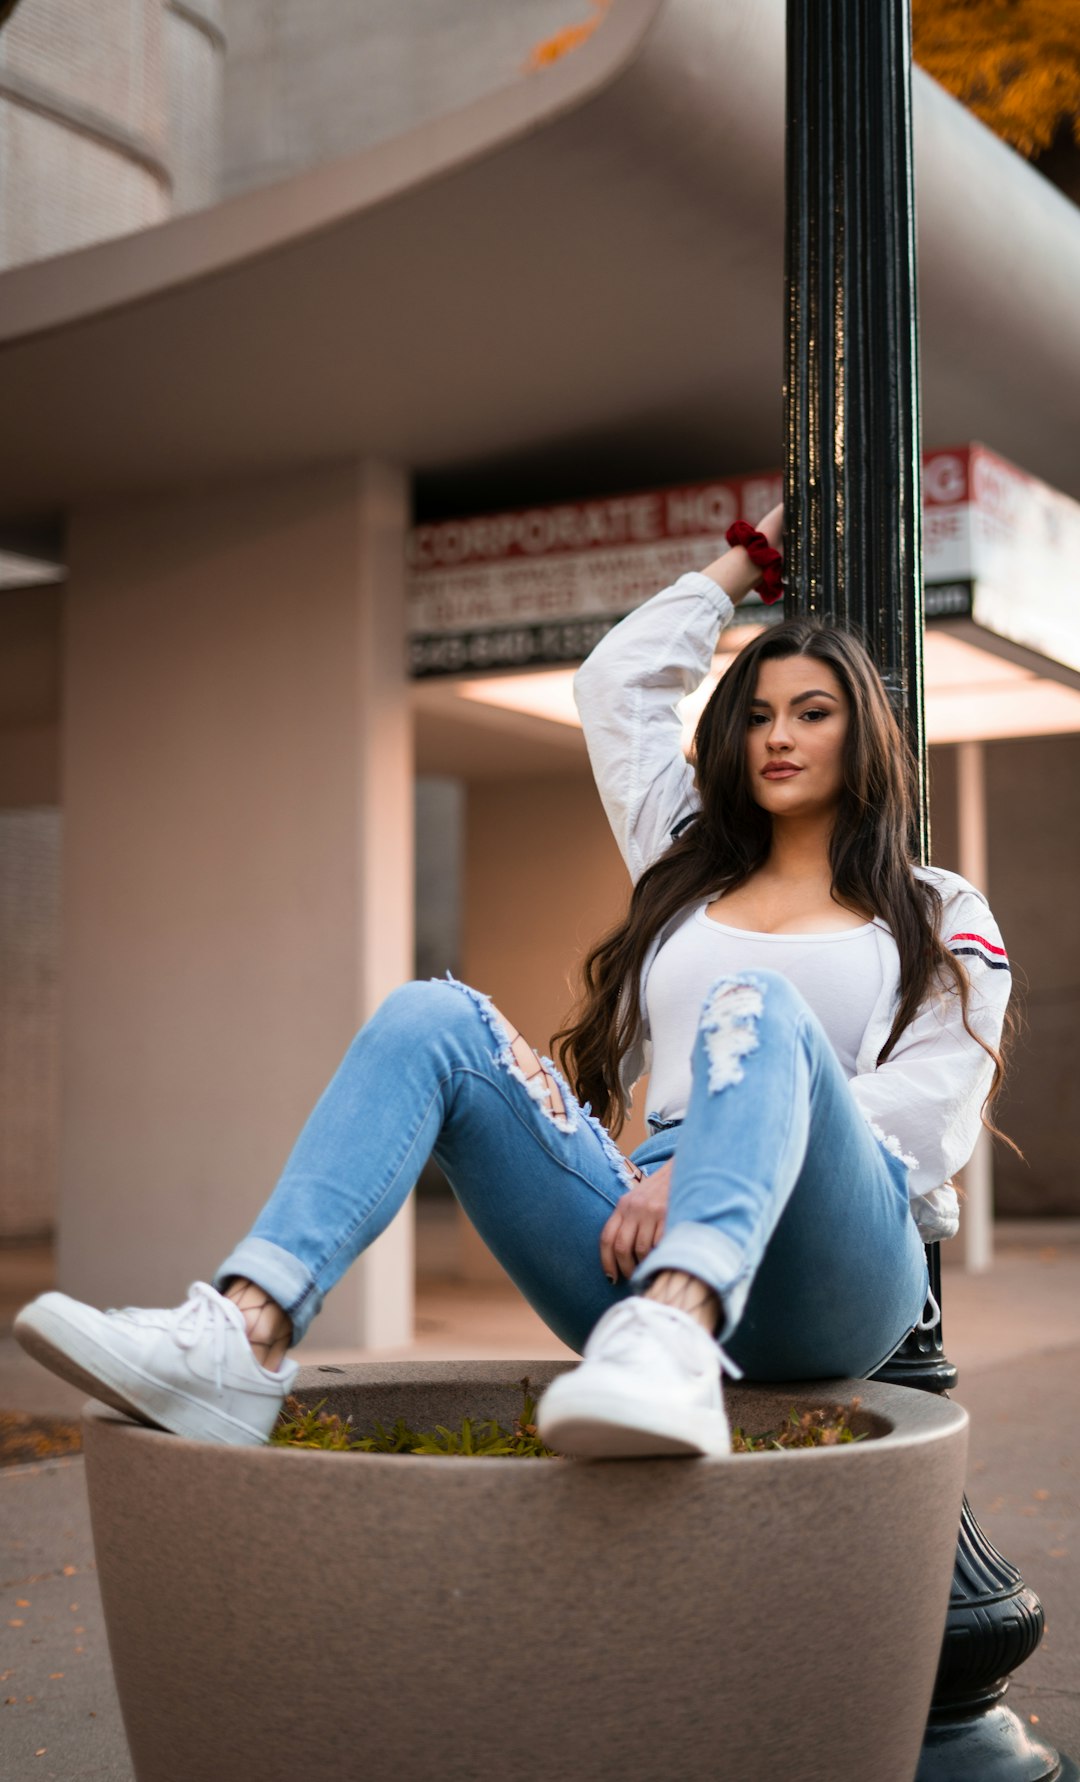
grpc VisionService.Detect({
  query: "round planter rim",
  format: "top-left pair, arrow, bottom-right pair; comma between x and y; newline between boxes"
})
81,1358 -> 968,1469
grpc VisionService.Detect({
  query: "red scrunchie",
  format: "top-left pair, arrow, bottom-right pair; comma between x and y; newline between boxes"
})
725,520 -> 784,605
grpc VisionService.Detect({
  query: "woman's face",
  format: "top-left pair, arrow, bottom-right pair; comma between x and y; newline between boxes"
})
745,654 -> 850,818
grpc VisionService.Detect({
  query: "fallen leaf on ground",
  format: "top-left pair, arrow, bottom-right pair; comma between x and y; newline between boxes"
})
0,1412 -> 81,1468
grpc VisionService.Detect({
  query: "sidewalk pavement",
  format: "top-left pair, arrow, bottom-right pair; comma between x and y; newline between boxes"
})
2,1221 -> 1079,1781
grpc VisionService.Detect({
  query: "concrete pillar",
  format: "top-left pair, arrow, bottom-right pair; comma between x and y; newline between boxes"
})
59,461 -> 414,1348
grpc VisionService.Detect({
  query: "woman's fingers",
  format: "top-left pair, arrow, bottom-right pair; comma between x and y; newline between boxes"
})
600,1163 -> 674,1279
632,1220 -> 654,1264
599,1208 -> 623,1282
600,1205 -> 638,1280
600,1202 -> 666,1280
613,1211 -> 639,1278
636,1212 -> 666,1259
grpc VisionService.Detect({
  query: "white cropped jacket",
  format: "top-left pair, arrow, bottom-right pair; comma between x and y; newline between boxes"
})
573,572 -> 1013,1244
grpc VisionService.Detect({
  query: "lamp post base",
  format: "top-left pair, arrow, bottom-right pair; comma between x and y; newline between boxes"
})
918,1492 -> 1052,1779
917,1705 -> 1080,1782
874,1254 -> 1078,1781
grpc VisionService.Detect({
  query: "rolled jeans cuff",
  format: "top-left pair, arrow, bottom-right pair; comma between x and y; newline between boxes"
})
213,1237 -> 322,1343
630,1220 -> 752,1341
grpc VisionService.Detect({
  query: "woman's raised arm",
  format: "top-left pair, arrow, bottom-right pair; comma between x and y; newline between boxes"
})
573,505 -> 784,880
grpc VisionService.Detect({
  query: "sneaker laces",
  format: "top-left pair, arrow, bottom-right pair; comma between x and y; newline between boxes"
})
589,1298 -> 743,1379
114,1282 -> 245,1396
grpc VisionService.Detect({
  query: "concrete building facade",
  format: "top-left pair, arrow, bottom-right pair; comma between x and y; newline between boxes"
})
2,0 -> 1079,1344
0,0 -> 229,270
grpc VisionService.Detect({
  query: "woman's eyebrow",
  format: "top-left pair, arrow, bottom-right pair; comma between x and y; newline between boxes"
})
749,689 -> 840,708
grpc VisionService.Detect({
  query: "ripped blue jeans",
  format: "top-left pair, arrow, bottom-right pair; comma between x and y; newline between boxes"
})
214,971 -> 929,1380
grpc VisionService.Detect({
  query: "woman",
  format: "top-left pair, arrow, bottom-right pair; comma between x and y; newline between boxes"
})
16,507 -> 1012,1459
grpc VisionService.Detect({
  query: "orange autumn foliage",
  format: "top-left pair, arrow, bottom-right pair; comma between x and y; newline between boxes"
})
914,0 -> 1080,156
528,0 -> 1078,162
528,0 -> 611,71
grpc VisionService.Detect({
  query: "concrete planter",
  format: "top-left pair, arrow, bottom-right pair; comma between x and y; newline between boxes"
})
82,1359 -> 967,1782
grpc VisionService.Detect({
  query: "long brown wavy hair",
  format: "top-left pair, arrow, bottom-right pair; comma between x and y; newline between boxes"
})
554,617 -> 1014,1145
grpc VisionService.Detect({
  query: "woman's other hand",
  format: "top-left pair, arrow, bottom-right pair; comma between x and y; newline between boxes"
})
702,502 -> 785,606
599,1158 -> 673,1281
754,502 -> 784,550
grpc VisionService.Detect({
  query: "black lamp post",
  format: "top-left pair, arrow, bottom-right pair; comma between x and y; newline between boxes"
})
782,4 -> 1076,1778
783,0 -> 926,851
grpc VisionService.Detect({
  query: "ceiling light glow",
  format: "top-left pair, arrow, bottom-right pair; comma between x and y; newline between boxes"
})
454,630 -> 1080,747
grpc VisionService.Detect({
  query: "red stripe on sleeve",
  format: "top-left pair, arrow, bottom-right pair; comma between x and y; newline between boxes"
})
949,932 -> 1007,956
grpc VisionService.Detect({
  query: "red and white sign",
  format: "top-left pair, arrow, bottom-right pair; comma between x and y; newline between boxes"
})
958,446 -> 1080,676
408,471 -> 782,674
408,447 -> 1080,677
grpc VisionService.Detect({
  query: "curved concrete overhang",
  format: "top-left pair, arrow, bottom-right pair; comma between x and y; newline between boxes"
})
1,0 -> 1078,535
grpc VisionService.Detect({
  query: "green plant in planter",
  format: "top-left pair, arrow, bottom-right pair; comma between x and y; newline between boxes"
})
270,1380 -> 865,1457
271,1378 -> 558,1458
730,1401 -> 866,1451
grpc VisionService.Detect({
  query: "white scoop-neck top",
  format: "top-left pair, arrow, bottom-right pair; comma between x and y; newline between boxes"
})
644,902 -> 891,1122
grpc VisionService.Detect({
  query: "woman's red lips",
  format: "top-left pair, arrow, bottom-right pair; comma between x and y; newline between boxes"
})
762,763 -> 803,778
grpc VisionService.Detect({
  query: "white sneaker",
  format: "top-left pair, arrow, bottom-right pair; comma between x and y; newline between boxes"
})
537,1297 -> 732,1459
14,1281 -> 297,1446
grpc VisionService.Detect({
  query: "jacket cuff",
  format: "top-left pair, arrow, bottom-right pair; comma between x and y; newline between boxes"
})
910,1185 -> 961,1244
675,571 -> 737,626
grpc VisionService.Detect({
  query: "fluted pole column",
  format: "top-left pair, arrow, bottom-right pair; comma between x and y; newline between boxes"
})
782,5 -> 1074,1778
783,0 -> 927,853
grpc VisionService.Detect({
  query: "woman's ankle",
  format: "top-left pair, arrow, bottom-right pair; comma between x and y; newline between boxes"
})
222,1278 -> 293,1372
642,1269 -> 723,1335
